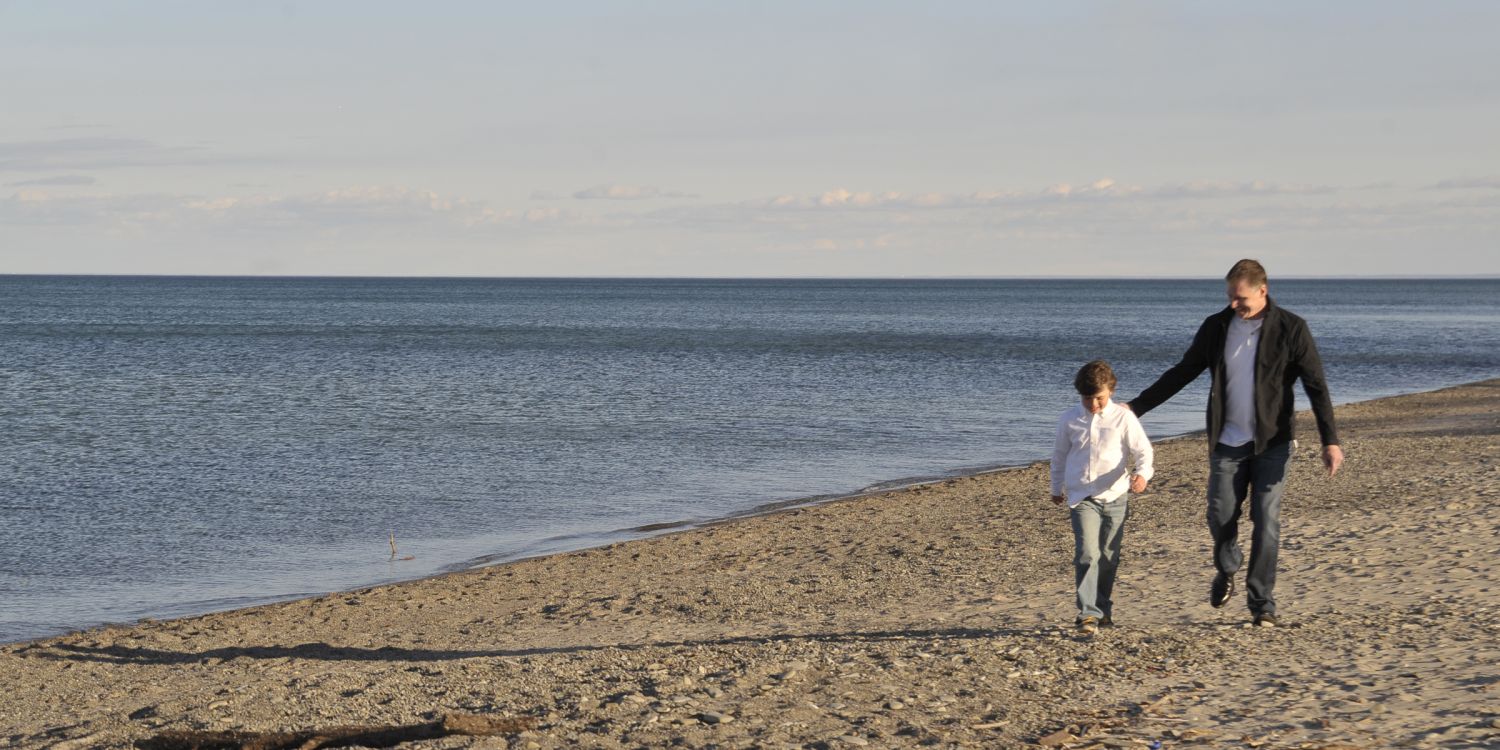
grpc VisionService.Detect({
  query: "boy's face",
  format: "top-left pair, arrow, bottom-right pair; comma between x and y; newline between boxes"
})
1081,387 -> 1113,414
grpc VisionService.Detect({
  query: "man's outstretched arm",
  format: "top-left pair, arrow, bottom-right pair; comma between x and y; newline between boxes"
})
1127,319 -> 1213,417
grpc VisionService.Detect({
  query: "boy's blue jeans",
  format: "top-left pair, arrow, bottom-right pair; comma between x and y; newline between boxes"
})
1208,440 -> 1291,616
1071,496 -> 1129,620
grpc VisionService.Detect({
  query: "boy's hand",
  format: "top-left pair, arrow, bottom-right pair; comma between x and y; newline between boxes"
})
1129,475 -> 1148,493
1050,494 -> 1065,506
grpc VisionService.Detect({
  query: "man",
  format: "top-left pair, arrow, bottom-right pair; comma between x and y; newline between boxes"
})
1127,259 -> 1343,627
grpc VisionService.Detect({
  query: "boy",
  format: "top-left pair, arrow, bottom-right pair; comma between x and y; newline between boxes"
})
1050,360 -> 1154,634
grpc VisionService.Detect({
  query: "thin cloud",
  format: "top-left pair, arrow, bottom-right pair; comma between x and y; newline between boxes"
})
1152,180 -> 1335,198
5,175 -> 96,187
0,137 -> 196,171
3,186 -> 571,231
756,180 -> 1136,211
184,186 -> 564,228
640,176 -> 1500,256
2,189 -> 178,227
1427,177 -> 1500,191
573,184 -> 694,200
753,179 -> 1333,212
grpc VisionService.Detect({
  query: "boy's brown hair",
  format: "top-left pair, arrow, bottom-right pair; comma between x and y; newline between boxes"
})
1074,360 -> 1118,395
1225,258 -> 1268,287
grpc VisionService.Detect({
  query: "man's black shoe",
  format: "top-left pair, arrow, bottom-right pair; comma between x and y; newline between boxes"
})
1210,572 -> 1234,608
1254,612 -> 1278,627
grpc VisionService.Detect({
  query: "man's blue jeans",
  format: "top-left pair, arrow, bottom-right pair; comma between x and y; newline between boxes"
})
1071,496 -> 1129,620
1208,440 -> 1291,616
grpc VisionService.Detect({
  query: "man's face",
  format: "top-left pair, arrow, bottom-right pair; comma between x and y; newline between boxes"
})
1081,387 -> 1113,415
1227,280 -> 1268,319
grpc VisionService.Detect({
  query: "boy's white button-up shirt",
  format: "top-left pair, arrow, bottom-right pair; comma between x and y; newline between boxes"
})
1050,400 -> 1154,507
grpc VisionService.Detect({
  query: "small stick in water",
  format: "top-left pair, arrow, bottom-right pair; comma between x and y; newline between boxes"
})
389,532 -> 414,561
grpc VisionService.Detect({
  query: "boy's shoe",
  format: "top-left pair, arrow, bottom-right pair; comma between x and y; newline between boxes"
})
1254,612 -> 1278,628
1210,572 -> 1235,608
1076,616 -> 1099,634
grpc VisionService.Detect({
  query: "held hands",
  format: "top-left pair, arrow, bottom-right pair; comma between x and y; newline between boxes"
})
1050,494 -> 1066,506
1129,474 -> 1148,493
1322,445 -> 1344,477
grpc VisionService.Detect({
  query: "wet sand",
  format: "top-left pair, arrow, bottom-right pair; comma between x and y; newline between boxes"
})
3,381 -> 1497,749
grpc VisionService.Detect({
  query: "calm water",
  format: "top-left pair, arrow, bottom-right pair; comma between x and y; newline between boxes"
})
2,277 -> 1496,643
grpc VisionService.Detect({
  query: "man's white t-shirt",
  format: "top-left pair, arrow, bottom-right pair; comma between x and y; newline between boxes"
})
1220,316 -> 1263,447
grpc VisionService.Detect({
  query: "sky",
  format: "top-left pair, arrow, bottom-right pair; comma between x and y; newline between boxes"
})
2,1 -> 1498,278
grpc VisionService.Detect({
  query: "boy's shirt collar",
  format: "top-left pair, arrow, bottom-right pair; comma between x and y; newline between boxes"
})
1081,400 -> 1120,419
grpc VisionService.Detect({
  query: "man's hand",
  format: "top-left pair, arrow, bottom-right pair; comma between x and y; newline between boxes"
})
1322,445 -> 1344,477
1129,475 -> 1148,493
1051,494 -> 1066,506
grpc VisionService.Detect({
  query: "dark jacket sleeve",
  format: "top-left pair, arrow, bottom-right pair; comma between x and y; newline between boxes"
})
1290,317 -> 1340,446
1129,316 -> 1214,417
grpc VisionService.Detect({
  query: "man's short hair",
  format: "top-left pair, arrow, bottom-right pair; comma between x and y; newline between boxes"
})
1074,360 -> 1118,395
1225,258 -> 1268,288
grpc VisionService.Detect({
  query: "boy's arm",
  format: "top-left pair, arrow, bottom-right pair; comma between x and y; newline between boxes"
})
1125,411 -> 1154,483
1050,416 -> 1069,502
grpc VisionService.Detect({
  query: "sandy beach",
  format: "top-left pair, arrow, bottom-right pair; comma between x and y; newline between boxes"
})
2,380 -> 1496,749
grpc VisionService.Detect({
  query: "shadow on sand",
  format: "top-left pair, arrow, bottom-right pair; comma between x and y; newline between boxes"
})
22,624 -> 1087,666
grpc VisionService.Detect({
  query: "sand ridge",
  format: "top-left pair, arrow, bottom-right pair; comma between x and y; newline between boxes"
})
2,381 -> 1497,749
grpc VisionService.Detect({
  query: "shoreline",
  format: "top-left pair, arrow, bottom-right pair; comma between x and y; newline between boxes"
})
2,379 -> 1478,649
4,378 -> 1497,749
432,373 -> 1493,575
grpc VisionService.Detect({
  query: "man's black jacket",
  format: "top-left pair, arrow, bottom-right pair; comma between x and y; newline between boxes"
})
1127,297 -> 1340,453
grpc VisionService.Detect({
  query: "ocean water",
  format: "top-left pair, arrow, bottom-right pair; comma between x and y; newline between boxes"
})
2,276 -> 1496,643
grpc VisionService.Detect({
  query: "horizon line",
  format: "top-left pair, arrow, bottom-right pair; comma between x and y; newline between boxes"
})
3,273 -> 1495,282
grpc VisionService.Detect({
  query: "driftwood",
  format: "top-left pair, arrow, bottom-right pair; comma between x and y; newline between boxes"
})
135,712 -> 537,750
